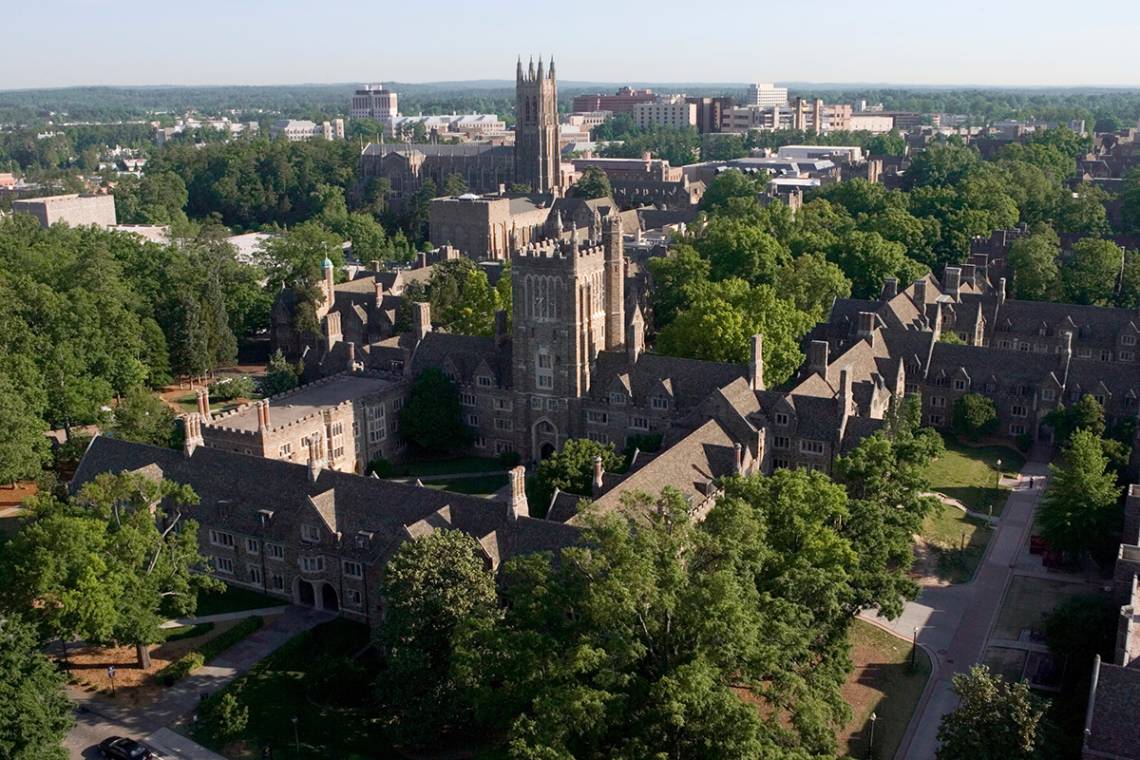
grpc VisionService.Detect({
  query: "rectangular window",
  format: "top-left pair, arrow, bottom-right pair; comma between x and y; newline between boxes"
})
1079,348 -> 1092,358
1011,405 -> 1027,418
774,436 -> 790,450
775,412 -> 789,426
546,399 -> 559,410
1121,351 -> 1136,362
1041,388 -> 1056,401
271,573 -> 285,591
587,410 -> 609,425
346,589 -> 363,609
537,375 -> 553,389
1018,342 -> 1030,352
1123,334 -> 1137,347
1009,423 -> 1026,436
300,556 -> 325,573
631,416 -> 649,431
530,397 -> 543,410
278,442 -> 292,457
494,418 -> 513,431
210,530 -> 234,548
477,376 -> 493,387
928,414 -> 944,425
610,392 -> 626,406
474,435 -> 486,449
461,392 -> 477,407
245,538 -> 259,555
466,414 -> 479,426
799,439 -> 825,455
249,566 -> 263,584
213,556 -> 234,574
495,441 -> 514,454
651,396 -> 669,410
494,398 -> 513,412
773,458 -> 790,469
343,560 -> 363,578
1101,350 -> 1112,362
301,525 -> 321,543
952,380 -> 966,391
998,339 -> 1011,349
367,404 -> 387,443
931,396 -> 946,408
266,543 -> 284,561
587,431 -> 609,444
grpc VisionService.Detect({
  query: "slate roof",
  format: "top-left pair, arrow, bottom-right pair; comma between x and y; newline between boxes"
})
590,350 -> 747,410
410,332 -> 512,387
1085,659 -> 1140,758
362,143 -> 513,159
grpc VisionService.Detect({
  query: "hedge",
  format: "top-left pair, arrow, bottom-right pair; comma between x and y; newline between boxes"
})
156,616 -> 264,686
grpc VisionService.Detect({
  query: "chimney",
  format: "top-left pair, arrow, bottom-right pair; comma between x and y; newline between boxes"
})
196,387 -> 210,420
809,340 -> 829,380
347,342 -> 356,372
733,442 -> 743,476
374,280 -> 384,308
944,266 -> 961,301
998,277 -> 1006,305
325,311 -> 342,351
857,312 -> 876,347
592,455 -> 605,496
412,301 -> 432,341
370,259 -> 381,273
183,414 -> 204,456
415,251 -> 428,269
628,308 -> 645,364
837,366 -> 853,438
912,279 -> 927,308
256,399 -> 270,431
961,263 -> 976,287
307,435 -> 323,483
749,334 -> 765,391
494,309 -> 509,347
507,465 -> 529,520
603,213 -> 625,351
881,277 -> 898,300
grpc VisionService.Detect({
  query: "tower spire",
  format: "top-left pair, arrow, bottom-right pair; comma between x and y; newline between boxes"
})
549,56 -> 556,79
517,56 -> 523,81
528,56 -> 535,80
537,56 -> 544,80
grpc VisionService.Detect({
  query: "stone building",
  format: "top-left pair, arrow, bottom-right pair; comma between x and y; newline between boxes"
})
12,193 -> 117,228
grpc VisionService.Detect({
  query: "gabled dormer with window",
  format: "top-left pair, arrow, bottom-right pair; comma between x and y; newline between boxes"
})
951,367 -> 971,393
608,375 -> 631,406
441,358 -> 461,385
648,378 -> 674,412
473,358 -> 496,389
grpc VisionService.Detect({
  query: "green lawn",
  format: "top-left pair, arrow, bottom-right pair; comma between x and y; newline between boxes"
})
157,622 -> 215,643
193,584 -> 288,618
923,433 -> 1025,515
920,503 -> 991,584
194,618 -> 388,759
424,473 -> 509,496
839,620 -> 932,760
172,392 -> 252,415
991,576 -> 1098,642
395,456 -> 505,477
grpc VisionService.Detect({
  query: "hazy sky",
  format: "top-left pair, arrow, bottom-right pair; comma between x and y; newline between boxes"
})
5,0 -> 1139,89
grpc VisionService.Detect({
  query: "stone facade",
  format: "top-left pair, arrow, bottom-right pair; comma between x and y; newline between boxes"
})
12,193 -> 117,228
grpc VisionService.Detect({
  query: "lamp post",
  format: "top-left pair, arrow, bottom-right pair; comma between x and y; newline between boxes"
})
996,457 -> 1002,489
292,716 -> 299,757
911,626 -> 919,668
107,665 -> 116,696
868,711 -> 878,758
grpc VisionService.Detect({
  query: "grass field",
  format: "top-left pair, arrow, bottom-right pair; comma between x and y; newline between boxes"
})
194,618 -> 387,759
423,473 -> 509,496
991,576 -> 1098,642
919,502 -> 991,584
193,584 -> 288,618
838,620 -> 932,760
924,433 -> 1024,515
393,456 -> 504,477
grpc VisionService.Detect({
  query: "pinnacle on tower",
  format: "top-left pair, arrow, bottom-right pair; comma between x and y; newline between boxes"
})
528,57 -> 535,80
549,56 -> 556,79
517,56 -> 523,81
537,57 -> 544,80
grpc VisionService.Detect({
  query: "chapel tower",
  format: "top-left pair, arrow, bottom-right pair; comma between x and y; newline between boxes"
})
514,57 -> 561,194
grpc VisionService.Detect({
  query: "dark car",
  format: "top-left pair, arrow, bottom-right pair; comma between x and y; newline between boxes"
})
98,736 -> 153,760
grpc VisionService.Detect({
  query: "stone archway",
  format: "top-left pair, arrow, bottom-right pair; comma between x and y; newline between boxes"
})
531,417 -> 558,461
321,583 -> 339,612
297,579 -> 315,607
540,442 -> 555,459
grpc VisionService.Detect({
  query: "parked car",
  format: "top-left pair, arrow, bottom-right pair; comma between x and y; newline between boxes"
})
98,736 -> 153,760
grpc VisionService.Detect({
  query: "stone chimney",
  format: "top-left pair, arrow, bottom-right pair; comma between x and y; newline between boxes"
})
347,342 -> 357,372
749,334 -> 765,391
837,366 -> 853,439
961,263 -> 976,286
370,259 -> 381,273
256,399 -> 271,431
733,442 -> 743,476
415,251 -> 428,269
507,466 -> 529,520
307,435 -> 323,483
857,312 -> 876,347
912,279 -> 927,309
183,414 -> 204,456
494,309 -> 509,347
592,455 -> 605,496
998,277 -> 1006,306
881,277 -> 898,300
809,340 -> 829,380
944,266 -> 961,301
628,308 -> 645,364
374,280 -> 384,308
412,302 -> 432,341
196,387 -> 210,421
325,311 -> 342,352
603,212 -> 625,351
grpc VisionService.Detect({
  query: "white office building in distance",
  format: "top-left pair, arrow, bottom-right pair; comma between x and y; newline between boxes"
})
270,119 -> 346,142
351,84 -> 398,122
632,96 -> 696,130
746,83 -> 789,108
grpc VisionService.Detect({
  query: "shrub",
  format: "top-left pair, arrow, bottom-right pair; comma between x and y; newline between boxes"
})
366,457 -> 395,478
497,450 -> 522,469
199,616 -> 263,662
157,651 -> 205,686
1016,432 -> 1033,452
952,393 -> 999,440
204,692 -> 248,741
209,376 -> 255,402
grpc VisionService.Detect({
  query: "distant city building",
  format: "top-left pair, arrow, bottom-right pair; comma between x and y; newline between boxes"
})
745,82 -> 788,108
12,193 -> 117,228
850,113 -> 896,134
777,145 -> 864,164
720,99 -> 851,134
632,96 -> 696,130
350,84 -> 398,122
685,96 -> 734,134
390,113 -> 506,139
154,115 -> 257,145
572,87 -> 657,115
270,119 -> 346,142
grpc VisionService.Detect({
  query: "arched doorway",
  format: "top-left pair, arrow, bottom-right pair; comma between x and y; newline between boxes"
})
321,583 -> 339,612
297,579 -> 315,607
540,442 -> 555,459
532,418 -> 558,460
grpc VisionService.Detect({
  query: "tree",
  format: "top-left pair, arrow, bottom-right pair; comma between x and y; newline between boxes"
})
1043,594 -> 1116,671
531,438 -> 624,511
774,252 -> 852,321
399,369 -> 471,453
1044,393 -> 1105,447
827,229 -> 925,299
442,173 -> 469,197
0,374 -> 50,485
571,166 -> 612,200
0,617 -> 73,760
696,216 -> 789,284
261,349 -> 300,397
1006,228 -> 1060,300
428,258 -> 498,336
936,665 -> 1050,760
110,388 -> 178,448
262,221 -> 344,333
699,169 -> 765,216
1055,184 -> 1110,236
202,692 -> 249,743
1062,238 -> 1124,306
378,530 -> 497,745
646,244 -> 710,330
863,131 -> 906,156
1038,429 -> 1122,559
1121,166 -> 1140,234
952,393 -> 998,440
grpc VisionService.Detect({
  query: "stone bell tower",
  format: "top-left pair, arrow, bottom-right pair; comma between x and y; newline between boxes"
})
514,56 -> 561,194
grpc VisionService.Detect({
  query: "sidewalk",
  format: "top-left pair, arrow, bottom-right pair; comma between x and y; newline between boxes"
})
159,606 -> 289,630
863,459 -> 1050,760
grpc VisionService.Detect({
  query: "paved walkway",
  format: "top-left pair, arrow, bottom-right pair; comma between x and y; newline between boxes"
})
159,606 -> 289,629
66,605 -> 332,759
862,455 -> 1051,760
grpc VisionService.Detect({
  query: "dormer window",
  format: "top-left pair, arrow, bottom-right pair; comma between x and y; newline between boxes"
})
301,524 -> 321,543
953,379 -> 966,391
775,412 -> 789,426
610,392 -> 626,406
477,375 -> 493,387
651,396 -> 669,410
1122,334 -> 1137,347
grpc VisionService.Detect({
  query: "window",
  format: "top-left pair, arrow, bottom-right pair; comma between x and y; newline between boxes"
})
1121,351 -> 1135,362
1011,404 -> 1027,418
343,560 -> 363,578
535,349 -> 554,390
952,380 -> 966,391
1101,350 -> 1112,362
367,404 -> 386,443
537,375 -> 553,389
1008,423 -> 1026,436
213,556 -> 234,574
1094,394 -> 1106,405
249,566 -> 263,584
300,556 -> 325,573
466,414 -> 480,426
928,414 -> 944,425
546,399 -> 559,411
346,589 -> 363,609
474,435 -> 486,449
245,538 -> 259,555
494,418 -> 513,431
266,543 -> 284,561
530,397 -> 543,410
392,399 -> 402,412
800,439 -> 825,455
957,332 -> 968,343
209,530 -> 234,548
587,410 -> 609,425
278,442 -> 292,457
774,436 -> 790,450
271,573 -> 285,591
301,524 -> 321,543
477,375 -> 493,387
495,441 -> 514,454
1123,334 -> 1137,347
631,416 -> 649,431
775,412 -> 789,426
998,339 -> 1012,349
931,396 -> 946,408
1041,388 -> 1056,402
1018,342 -> 1030,352
651,396 -> 669,410
1079,348 -> 1092,358
537,353 -> 552,369
610,392 -> 626,406
461,392 -> 477,407
587,431 -> 609,444
494,398 -> 512,412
